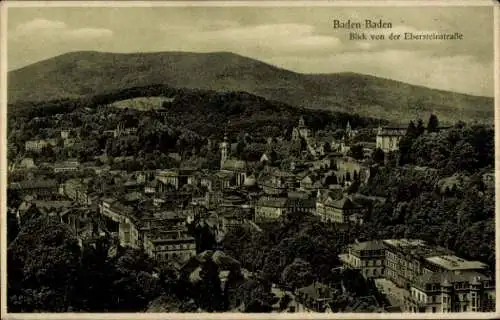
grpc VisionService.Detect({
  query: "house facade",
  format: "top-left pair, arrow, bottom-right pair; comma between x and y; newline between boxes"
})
376,126 -> 407,153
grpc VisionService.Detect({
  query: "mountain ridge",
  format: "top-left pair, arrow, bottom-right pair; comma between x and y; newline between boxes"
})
8,51 -> 493,124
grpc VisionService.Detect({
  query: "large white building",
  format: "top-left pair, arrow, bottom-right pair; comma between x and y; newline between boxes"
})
376,126 -> 407,153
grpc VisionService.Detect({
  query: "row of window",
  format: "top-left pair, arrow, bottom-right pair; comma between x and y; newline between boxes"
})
364,268 -> 382,277
358,249 -> 384,257
156,250 -> 195,261
156,243 -> 195,251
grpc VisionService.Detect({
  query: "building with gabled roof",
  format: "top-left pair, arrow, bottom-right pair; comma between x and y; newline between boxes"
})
316,194 -> 363,224
255,197 -> 288,222
295,282 -> 335,312
407,271 -> 495,313
24,138 -> 58,153
339,240 -> 386,279
376,126 -> 407,153
143,227 -> 196,263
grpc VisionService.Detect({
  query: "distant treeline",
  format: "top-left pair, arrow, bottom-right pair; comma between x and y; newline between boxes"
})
9,84 -> 387,138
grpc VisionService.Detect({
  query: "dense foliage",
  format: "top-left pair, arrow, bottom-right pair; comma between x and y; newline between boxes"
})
8,85 -> 385,169
359,119 -> 495,268
8,216 -> 164,312
223,213 -> 357,286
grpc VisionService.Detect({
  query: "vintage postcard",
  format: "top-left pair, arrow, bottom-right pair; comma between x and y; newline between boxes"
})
1,1 -> 498,319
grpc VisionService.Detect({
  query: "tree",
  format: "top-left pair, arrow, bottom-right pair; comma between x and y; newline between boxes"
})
106,248 -> 163,312
406,120 -> 418,138
7,209 -> 20,244
281,258 -> 314,290
196,257 -> 223,312
353,170 -> 359,181
240,278 -> 276,313
279,294 -> 292,311
372,148 -> 385,165
346,180 -> 361,194
323,142 -> 332,153
324,174 -> 338,186
8,216 -> 81,312
348,144 -> 364,160
224,268 -> 245,310
236,140 -> 245,158
448,141 -> 478,173
345,171 -> 351,182
416,119 -> 425,136
7,188 -> 22,243
427,114 -> 439,133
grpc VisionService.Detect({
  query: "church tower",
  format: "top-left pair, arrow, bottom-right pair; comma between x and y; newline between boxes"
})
220,133 -> 228,169
346,121 -> 352,139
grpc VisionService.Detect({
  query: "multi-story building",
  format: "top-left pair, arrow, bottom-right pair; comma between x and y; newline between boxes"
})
292,116 -> 312,141
316,196 -> 363,224
99,198 -> 141,249
61,178 -> 91,205
255,196 -> 315,222
143,227 -> 196,263
113,123 -> 137,138
54,159 -> 80,173
376,126 -> 407,153
286,198 -> 316,215
407,271 -> 495,313
339,240 -> 386,279
295,282 -> 334,312
383,239 -> 451,288
384,240 -> 488,292
204,190 -> 223,210
339,238 -> 494,313
215,171 -> 234,190
255,197 -> 288,222
8,179 -> 59,199
144,179 -> 159,194
335,157 -> 370,184
424,255 -> 488,274
60,129 -> 71,140
25,139 -> 58,153
221,159 -> 247,186
156,170 -> 179,190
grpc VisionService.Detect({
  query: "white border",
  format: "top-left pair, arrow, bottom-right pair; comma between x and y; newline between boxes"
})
1,1 -> 499,320
1,0 -> 499,7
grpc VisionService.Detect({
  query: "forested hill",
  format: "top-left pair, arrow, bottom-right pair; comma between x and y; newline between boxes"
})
8,84 -> 385,139
8,51 -> 493,124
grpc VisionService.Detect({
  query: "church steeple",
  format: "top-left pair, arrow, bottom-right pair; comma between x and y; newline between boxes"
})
220,129 -> 229,170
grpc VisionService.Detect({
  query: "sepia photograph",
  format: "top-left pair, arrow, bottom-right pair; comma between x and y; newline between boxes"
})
1,1 -> 498,318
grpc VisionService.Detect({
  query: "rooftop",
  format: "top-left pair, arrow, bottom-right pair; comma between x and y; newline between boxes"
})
383,239 -> 451,258
221,159 -> 246,171
351,240 -> 386,252
383,239 -> 427,248
425,255 -> 488,271
296,282 -> 333,301
413,271 -> 492,290
257,197 -> 288,208
33,200 -> 73,209
329,197 -> 362,209
9,179 -> 58,190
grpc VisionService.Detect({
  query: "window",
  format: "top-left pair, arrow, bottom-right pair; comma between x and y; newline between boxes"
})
432,307 -> 436,313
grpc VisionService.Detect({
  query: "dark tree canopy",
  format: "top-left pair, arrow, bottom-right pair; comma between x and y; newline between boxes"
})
427,114 -> 439,133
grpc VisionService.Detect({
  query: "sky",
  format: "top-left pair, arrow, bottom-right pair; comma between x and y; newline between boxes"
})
6,5 -> 495,97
